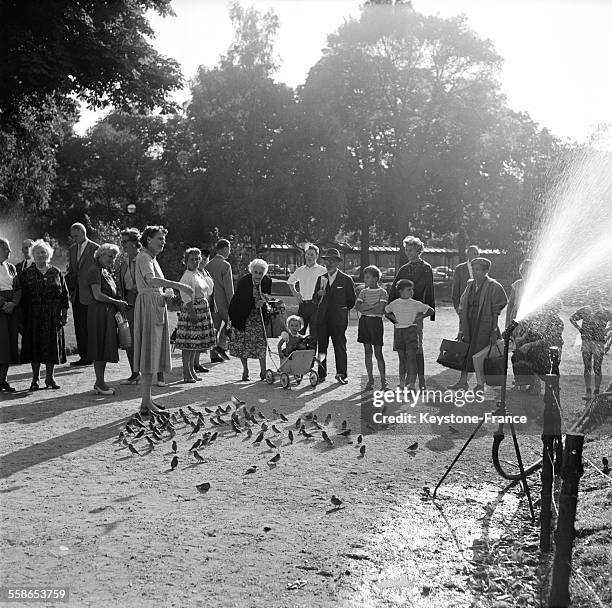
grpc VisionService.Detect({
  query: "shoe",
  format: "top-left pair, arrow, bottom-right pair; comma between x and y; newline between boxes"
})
29,381 -> 40,391
182,378 -> 197,384
241,373 -> 250,382
70,359 -> 92,366
45,379 -> 60,390
448,381 -> 469,390
259,372 -> 267,381
194,365 -> 209,373
381,382 -> 389,391
0,381 -> 16,393
336,375 -> 348,385
94,385 -> 115,396
217,347 -> 230,361
156,380 -> 168,387
211,353 -> 224,363
120,374 -> 141,385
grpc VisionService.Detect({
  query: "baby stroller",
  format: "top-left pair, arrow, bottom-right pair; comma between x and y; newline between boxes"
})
260,299 -> 319,389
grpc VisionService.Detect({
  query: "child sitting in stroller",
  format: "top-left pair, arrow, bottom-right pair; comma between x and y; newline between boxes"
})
278,315 -> 308,359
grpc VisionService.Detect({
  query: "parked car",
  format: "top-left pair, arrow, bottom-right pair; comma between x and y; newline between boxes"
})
267,263 -> 283,275
433,266 -> 454,280
382,267 -> 396,279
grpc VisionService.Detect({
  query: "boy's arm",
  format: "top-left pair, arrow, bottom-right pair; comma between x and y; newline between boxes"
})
569,308 -> 583,332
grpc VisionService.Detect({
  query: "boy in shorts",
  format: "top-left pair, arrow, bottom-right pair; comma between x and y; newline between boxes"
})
356,266 -> 388,391
385,279 -> 434,389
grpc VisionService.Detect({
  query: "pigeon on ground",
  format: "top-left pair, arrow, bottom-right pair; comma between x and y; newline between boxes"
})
170,456 -> 179,471
265,438 -> 278,450
288,430 -> 294,444
271,425 -> 281,434
324,414 -> 332,425
407,442 -> 418,451
268,453 -> 281,464
209,432 -> 218,443
145,436 -> 155,449
295,418 -> 302,429
171,440 -> 178,453
231,395 -> 245,406
196,482 -> 211,493
279,413 -> 289,422
603,457 -> 610,474
246,428 -> 253,439
193,450 -> 205,463
189,438 -> 203,451
337,429 -> 351,437
331,495 -> 343,507
322,431 -> 333,446
245,465 -> 257,475
127,443 -> 140,456
302,430 -> 315,439
341,420 -> 347,429
359,445 -> 366,457
134,429 -> 145,440
254,431 -> 265,444
357,435 -> 363,444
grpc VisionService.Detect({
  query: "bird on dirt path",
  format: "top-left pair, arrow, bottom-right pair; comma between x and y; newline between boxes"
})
295,418 -> 302,429
337,429 -> 351,437
127,443 -> 140,456
145,436 -> 156,449
322,431 -> 333,446
134,429 -> 145,440
302,430 -> 315,439
265,438 -> 278,450
268,453 -> 281,464
407,442 -> 418,452
231,395 -> 245,406
288,430 -> 294,444
189,438 -> 203,452
193,450 -> 205,463
324,413 -> 332,425
245,465 -> 257,475
170,456 -> 179,471
246,428 -> 253,439
279,412 -> 289,422
341,420 -> 347,429
196,482 -> 211,493
603,457 -> 610,474
331,495 -> 343,507
359,445 -> 366,457
271,425 -> 281,434
171,440 -> 178,453
254,431 -> 265,444
357,435 -> 363,444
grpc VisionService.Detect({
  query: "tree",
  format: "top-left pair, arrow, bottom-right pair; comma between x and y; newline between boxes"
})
0,0 -> 182,118
302,2 -> 504,270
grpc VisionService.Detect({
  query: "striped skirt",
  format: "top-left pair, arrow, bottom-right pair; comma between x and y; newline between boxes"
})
175,298 -> 216,351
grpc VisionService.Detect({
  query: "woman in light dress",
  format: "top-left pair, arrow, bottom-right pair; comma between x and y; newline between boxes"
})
133,226 -> 193,414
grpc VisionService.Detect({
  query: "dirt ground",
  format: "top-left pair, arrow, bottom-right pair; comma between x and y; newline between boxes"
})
1,305 -> 610,608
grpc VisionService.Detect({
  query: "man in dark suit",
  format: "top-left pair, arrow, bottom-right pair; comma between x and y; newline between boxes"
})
313,248 -> 356,384
15,239 -> 34,275
65,222 -> 99,366
452,245 -> 480,315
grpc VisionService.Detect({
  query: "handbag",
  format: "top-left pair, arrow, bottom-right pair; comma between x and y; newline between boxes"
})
166,292 -> 183,312
263,299 -> 287,338
483,342 -> 505,386
115,312 -> 132,350
437,338 -> 470,371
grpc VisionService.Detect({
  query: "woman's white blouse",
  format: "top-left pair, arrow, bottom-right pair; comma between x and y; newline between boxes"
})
179,269 -> 213,303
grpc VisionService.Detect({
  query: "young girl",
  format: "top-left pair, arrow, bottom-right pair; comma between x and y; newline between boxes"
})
278,315 -> 305,359
355,265 -> 388,390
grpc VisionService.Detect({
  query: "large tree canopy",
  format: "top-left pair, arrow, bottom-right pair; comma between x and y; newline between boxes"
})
0,0 -> 182,118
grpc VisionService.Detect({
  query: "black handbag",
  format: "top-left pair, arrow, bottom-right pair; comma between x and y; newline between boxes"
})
483,343 -> 505,386
437,339 -> 470,371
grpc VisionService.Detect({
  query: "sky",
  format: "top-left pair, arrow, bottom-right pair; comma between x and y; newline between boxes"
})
75,0 -> 612,143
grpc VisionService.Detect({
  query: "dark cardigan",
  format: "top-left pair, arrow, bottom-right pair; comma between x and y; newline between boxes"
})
228,273 -> 272,332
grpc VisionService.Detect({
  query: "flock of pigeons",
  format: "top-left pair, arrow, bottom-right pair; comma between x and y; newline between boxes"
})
114,395 -> 370,506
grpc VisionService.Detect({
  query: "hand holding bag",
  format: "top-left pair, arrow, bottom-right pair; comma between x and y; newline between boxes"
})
483,342 -> 505,386
437,338 -> 470,371
115,312 -> 132,350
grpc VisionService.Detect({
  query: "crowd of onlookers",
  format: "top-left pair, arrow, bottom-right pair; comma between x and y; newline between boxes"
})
1,230 -> 611,412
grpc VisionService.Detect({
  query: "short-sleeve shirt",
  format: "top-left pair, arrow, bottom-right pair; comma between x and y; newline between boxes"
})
287,264 -> 327,299
135,249 -> 164,292
356,287 -> 388,317
179,269 -> 214,304
385,298 -> 430,328
572,306 -> 612,342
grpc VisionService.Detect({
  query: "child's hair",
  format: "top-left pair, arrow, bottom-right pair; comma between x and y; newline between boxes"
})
286,315 -> 304,329
363,265 -> 381,280
396,279 -> 414,292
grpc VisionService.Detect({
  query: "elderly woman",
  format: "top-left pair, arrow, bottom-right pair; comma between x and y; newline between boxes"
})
20,240 -> 69,390
117,228 -> 141,385
0,238 -> 21,392
85,243 -> 128,395
228,259 -> 272,381
450,257 -> 508,391
134,226 -> 193,414
175,247 -> 216,382
389,235 -> 435,390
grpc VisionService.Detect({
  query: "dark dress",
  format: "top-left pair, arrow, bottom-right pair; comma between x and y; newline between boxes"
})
86,265 -> 119,363
20,265 -> 68,364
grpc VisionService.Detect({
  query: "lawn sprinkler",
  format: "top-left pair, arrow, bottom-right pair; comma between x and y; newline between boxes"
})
433,320 -> 536,523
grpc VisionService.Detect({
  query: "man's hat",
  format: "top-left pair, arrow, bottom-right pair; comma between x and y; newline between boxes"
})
321,248 -> 342,262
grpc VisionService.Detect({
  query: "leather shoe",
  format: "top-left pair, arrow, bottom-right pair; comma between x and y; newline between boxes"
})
70,359 -> 92,366
194,365 -> 209,373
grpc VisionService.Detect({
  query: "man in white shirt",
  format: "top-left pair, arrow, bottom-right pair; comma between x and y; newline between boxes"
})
287,244 -> 326,335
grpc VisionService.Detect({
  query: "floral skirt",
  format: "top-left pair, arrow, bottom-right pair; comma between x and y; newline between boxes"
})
229,308 -> 267,359
175,298 -> 216,351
